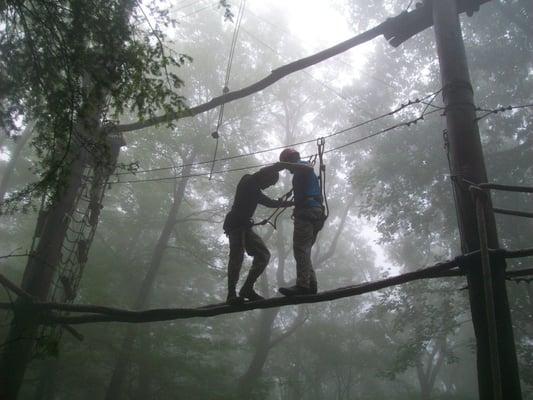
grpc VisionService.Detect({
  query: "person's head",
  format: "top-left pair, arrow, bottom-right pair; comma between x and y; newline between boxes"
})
279,148 -> 300,163
254,166 -> 279,189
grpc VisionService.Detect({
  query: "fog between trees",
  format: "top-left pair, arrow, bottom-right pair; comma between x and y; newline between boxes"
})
0,0 -> 531,399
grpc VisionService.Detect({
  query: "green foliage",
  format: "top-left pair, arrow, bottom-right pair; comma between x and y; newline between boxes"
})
370,282 -> 463,378
218,0 -> 234,22
0,0 -> 191,209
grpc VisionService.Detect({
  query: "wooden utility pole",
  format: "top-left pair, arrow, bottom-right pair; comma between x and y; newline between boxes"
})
432,1 -> 522,399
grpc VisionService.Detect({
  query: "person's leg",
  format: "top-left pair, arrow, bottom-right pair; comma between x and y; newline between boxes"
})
239,229 -> 270,300
227,230 -> 245,302
280,208 -> 323,296
309,269 -> 318,294
293,215 -> 314,289
309,211 -> 324,293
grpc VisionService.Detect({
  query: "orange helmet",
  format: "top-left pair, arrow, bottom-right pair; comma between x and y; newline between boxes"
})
279,148 -> 300,163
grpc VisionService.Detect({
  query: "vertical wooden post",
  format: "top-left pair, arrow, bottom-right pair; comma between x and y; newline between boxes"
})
432,1 -> 522,399
472,187 -> 503,400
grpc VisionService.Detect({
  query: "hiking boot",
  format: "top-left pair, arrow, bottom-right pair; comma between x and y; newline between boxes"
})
239,287 -> 265,301
278,285 -> 313,297
226,291 -> 244,305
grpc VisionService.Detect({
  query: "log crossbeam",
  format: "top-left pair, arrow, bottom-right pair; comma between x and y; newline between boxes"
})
1,248 -> 531,326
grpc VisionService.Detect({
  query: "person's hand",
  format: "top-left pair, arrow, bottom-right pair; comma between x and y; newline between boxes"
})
281,200 -> 294,208
273,162 -> 286,171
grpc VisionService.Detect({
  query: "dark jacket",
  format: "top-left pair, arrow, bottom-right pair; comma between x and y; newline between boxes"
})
223,174 -> 284,233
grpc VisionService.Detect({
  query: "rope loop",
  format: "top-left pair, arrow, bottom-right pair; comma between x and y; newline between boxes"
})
252,188 -> 294,230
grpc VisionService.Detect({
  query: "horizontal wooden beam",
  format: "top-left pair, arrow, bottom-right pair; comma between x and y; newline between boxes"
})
0,259 -> 459,325
1,246 -> 530,326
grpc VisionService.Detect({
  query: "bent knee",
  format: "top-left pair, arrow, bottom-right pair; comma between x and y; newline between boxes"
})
256,249 -> 270,265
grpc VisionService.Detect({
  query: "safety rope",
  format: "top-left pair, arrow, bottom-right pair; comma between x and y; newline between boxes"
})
317,137 -> 329,220
112,106 -> 442,185
209,0 -> 246,179
116,90 -> 442,178
253,189 -> 293,229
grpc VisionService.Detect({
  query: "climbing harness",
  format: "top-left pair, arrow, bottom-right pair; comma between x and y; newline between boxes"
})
254,139 -> 329,229
307,153 -> 318,167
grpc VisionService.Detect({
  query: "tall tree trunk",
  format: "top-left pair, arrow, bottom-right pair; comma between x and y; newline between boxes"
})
237,221 -> 285,399
238,307 -> 279,399
415,337 -> 447,400
0,1 -> 137,395
32,359 -> 58,400
416,360 -> 432,400
133,333 -> 154,400
105,152 -> 196,400
0,143 -> 89,399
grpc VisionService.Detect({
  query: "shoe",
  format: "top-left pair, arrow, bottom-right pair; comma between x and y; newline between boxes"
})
226,292 -> 244,305
239,287 -> 265,302
278,285 -> 313,296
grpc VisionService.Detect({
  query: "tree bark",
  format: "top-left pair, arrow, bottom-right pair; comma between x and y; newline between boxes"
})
238,307 -> 280,399
432,1 -> 522,398
133,333 -> 154,400
0,142 -> 89,399
32,358 -> 59,400
415,337 -> 447,400
0,0 -> 140,395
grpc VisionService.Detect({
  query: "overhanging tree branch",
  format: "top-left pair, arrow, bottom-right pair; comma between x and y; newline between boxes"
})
112,0 -> 491,134
113,25 -> 383,133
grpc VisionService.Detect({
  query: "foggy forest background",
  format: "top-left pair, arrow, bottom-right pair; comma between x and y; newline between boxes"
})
0,0 -> 531,399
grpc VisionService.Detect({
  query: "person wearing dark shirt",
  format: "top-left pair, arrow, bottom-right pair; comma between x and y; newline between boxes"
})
276,148 -> 325,296
223,166 -> 293,304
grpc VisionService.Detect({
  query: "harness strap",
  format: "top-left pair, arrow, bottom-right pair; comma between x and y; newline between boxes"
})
317,137 -> 329,220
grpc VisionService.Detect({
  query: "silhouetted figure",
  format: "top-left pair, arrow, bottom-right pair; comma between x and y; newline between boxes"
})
276,149 -> 325,296
224,166 -> 293,303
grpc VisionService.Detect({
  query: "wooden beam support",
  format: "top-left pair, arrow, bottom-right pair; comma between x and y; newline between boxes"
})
432,1 -> 522,398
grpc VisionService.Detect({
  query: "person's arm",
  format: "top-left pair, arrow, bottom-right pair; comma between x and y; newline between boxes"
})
258,192 -> 293,208
292,170 -> 307,206
273,161 -> 314,171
